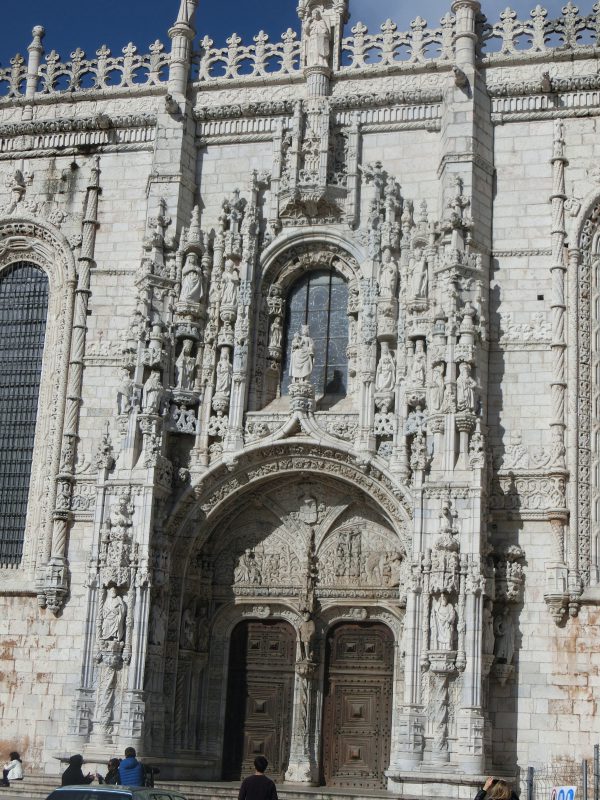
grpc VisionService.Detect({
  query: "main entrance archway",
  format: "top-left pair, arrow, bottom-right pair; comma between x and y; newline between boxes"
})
222,619 -> 296,781
321,622 -> 394,789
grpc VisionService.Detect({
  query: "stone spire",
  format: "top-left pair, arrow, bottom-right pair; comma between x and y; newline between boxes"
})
168,0 -> 198,96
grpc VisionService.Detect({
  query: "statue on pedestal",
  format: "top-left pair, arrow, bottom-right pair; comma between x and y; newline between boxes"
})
457,362 -> 476,412
290,325 -> 315,382
430,593 -> 456,650
175,340 -> 196,391
304,8 -> 330,68
101,587 -> 126,643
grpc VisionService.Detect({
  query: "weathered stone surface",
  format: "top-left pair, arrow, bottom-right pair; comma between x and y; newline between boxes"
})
0,1 -> 599,795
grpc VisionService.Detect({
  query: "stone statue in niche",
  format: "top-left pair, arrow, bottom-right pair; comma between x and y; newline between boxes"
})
180,252 -> 203,303
269,316 -> 283,348
180,604 -> 197,650
430,593 -> 456,650
430,364 -> 445,413
299,609 -> 316,660
456,362 -> 476,412
269,317 -> 283,349
290,325 -> 315,382
117,368 -> 134,415
304,7 -> 330,68
215,348 -> 233,394
410,246 -> 428,299
482,599 -> 495,656
379,250 -> 398,298
410,340 -> 426,387
101,586 -> 127,643
220,259 -> 240,307
375,342 -> 396,393
149,593 -> 168,647
494,607 -> 515,665
197,606 -> 209,652
142,371 -> 163,414
175,340 -> 196,391
101,490 -> 134,589
234,548 -> 262,584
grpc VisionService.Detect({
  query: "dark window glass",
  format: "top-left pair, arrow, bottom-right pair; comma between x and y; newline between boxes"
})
281,270 -> 348,396
46,793 -> 131,800
0,262 -> 48,566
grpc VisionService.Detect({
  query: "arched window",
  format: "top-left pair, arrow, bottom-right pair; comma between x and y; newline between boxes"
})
281,270 -> 348,396
0,263 -> 49,566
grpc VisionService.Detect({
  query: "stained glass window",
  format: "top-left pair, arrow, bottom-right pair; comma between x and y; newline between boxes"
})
0,263 -> 49,566
281,270 -> 348,396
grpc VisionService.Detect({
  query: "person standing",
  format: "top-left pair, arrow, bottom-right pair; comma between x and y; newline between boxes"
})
238,756 -> 278,800
118,747 -> 144,786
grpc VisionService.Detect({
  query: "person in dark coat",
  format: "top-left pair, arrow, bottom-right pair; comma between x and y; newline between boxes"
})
118,747 -> 144,787
61,754 -> 94,787
474,776 -> 519,800
238,756 -> 278,800
98,758 -> 120,785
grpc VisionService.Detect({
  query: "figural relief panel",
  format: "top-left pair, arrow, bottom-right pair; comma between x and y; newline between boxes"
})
199,479 -> 406,602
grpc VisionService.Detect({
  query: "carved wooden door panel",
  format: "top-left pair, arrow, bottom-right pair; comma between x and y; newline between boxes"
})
222,620 -> 295,781
321,622 -> 394,789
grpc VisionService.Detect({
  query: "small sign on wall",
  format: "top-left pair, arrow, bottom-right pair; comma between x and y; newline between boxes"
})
550,788 -> 576,800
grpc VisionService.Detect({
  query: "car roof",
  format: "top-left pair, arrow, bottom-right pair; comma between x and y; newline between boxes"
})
46,787 -> 187,798
47,788 -> 153,796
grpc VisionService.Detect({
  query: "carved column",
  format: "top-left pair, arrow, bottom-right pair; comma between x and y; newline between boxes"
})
224,277 -> 252,453
119,574 -> 150,749
90,647 -> 123,746
544,124 -> 575,621
357,277 -> 378,452
285,658 -> 318,784
457,561 -> 485,774
345,112 -> 361,228
567,245 -> 583,608
387,565 -> 425,777
23,25 -> 44,120
451,0 -> 480,68
168,0 -> 198,98
429,652 -> 457,764
41,157 -> 101,613
549,120 -> 568,470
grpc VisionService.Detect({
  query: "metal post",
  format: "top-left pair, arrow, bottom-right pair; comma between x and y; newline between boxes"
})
583,757 -> 588,800
594,744 -> 599,800
527,765 -> 535,800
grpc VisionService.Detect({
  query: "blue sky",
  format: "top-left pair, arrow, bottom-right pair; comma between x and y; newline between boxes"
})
0,0 -> 585,64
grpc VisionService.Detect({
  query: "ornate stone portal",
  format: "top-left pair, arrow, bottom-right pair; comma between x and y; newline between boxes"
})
2,0 -> 600,793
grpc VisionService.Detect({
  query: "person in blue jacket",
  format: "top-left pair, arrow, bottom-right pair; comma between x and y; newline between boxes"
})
117,747 -> 144,786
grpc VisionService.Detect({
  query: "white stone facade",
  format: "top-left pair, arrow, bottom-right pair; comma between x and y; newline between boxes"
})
1,0 -> 600,793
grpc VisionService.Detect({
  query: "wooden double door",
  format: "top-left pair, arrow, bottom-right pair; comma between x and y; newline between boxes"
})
321,622 -> 394,789
222,619 -> 394,790
222,620 -> 296,781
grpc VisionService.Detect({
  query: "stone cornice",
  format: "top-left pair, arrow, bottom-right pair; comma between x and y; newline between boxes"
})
487,72 -> 600,98
0,113 -> 157,140
329,88 -> 443,111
